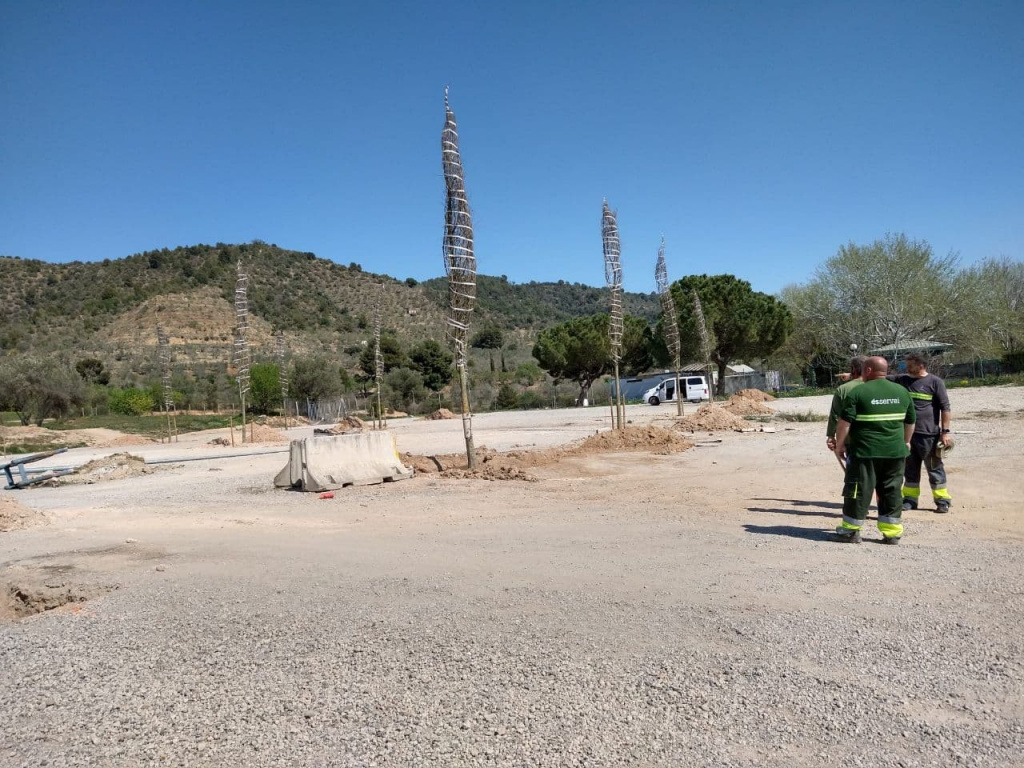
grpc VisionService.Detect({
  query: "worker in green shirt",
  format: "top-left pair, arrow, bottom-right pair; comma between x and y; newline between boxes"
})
833,356 -> 916,544
825,356 -> 865,452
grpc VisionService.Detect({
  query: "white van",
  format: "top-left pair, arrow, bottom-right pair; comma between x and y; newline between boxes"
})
642,375 -> 710,405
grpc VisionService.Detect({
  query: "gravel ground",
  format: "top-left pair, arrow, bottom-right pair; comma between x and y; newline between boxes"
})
1,387 -> 1023,767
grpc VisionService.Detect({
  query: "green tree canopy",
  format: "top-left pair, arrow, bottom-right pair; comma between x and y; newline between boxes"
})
249,363 -> 281,415
779,234 -> 964,372
671,274 -> 792,395
470,324 -> 504,350
75,357 -> 110,385
289,357 -> 344,402
408,339 -> 453,392
384,368 -> 426,412
0,356 -> 87,425
532,314 -> 656,403
358,333 -> 406,378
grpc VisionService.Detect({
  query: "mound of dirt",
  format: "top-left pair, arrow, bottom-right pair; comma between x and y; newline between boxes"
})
247,424 -> 288,443
314,416 -> 366,436
427,408 -> 456,420
732,388 -> 776,402
677,404 -> 750,432
103,434 -> 155,447
0,495 -> 46,532
573,425 -> 694,455
64,453 -> 154,484
263,415 -> 311,428
722,397 -> 775,417
405,426 -> 693,481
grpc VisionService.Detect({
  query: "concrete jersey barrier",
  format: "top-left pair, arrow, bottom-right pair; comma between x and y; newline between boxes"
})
273,431 -> 413,492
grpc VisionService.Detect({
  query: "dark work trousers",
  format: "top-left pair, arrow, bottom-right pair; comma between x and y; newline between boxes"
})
841,456 -> 906,539
902,433 -> 951,507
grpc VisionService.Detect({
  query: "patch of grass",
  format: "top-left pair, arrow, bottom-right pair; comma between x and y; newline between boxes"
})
1,440 -> 87,455
946,374 -> 1024,389
50,413 -> 236,438
775,410 -> 828,422
772,387 -> 834,398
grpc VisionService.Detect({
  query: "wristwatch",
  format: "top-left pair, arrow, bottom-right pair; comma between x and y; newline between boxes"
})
940,429 -> 951,434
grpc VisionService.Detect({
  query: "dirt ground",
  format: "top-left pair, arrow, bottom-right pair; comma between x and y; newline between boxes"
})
1,387 -> 1022,766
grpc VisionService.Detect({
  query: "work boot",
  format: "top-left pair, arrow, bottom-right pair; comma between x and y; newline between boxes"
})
881,535 -> 901,546
934,501 -> 951,514
833,527 -> 862,544
901,499 -> 916,512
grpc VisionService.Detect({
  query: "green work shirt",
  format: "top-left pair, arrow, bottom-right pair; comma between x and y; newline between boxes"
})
839,378 -> 916,458
826,378 -> 863,438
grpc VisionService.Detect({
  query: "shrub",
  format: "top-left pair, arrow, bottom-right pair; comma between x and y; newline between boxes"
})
109,387 -> 155,416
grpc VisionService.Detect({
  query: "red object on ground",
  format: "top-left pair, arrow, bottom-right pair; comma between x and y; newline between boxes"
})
318,492 -> 335,500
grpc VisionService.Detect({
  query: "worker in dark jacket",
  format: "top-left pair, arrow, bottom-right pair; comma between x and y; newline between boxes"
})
891,353 -> 953,513
833,356 -> 916,544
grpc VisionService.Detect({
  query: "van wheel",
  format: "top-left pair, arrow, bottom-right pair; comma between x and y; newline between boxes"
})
689,399 -> 700,404
648,396 -> 660,406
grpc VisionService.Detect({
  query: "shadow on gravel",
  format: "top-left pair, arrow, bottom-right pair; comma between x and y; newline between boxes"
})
743,524 -> 836,542
747,505 -> 841,519
752,497 -> 844,509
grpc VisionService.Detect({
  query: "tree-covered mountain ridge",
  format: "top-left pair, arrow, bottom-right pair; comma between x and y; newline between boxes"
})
0,242 -> 661,362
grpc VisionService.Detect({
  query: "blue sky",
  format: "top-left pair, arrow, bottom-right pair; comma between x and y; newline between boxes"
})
2,1 -> 1022,295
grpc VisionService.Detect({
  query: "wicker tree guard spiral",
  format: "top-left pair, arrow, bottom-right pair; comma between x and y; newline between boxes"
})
655,237 -> 683,416
373,282 -> 385,429
692,288 -> 716,401
156,325 -> 178,442
441,88 -> 478,468
234,260 -> 251,442
275,331 -> 288,428
602,200 -> 625,429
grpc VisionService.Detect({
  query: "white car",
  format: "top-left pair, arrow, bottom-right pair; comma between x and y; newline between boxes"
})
642,376 -> 711,405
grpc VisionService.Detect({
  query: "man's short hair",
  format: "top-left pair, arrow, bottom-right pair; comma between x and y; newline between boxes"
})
849,355 -> 867,375
905,352 -> 927,367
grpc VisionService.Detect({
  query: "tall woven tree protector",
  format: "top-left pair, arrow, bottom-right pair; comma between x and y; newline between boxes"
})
692,288 -> 716,402
275,331 -> 288,428
602,200 -> 625,429
442,88 -> 478,468
156,325 -> 178,441
373,282 -> 385,429
655,237 -> 683,416
234,260 -> 251,442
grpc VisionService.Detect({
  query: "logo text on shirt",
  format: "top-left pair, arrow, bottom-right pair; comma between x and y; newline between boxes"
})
870,398 -> 901,405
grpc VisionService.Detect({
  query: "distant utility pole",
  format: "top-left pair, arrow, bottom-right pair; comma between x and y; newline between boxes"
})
157,324 -> 178,442
441,87 -> 478,468
234,260 -> 251,442
655,237 -> 683,417
602,200 -> 625,429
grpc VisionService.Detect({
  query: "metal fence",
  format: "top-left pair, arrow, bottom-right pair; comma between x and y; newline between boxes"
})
287,396 -> 364,424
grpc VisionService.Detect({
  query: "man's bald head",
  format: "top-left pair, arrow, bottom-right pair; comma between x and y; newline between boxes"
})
863,356 -> 889,380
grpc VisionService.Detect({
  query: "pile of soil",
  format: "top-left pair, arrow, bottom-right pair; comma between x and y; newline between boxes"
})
314,416 -> 367,435
246,424 -> 289,443
676,404 -> 750,432
573,425 -> 693,455
427,408 -> 456,420
103,434 -> 155,447
722,397 -> 775,417
732,388 -> 776,402
405,426 -> 693,481
0,495 -> 45,532
64,453 -> 154,484
263,415 -> 311,428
